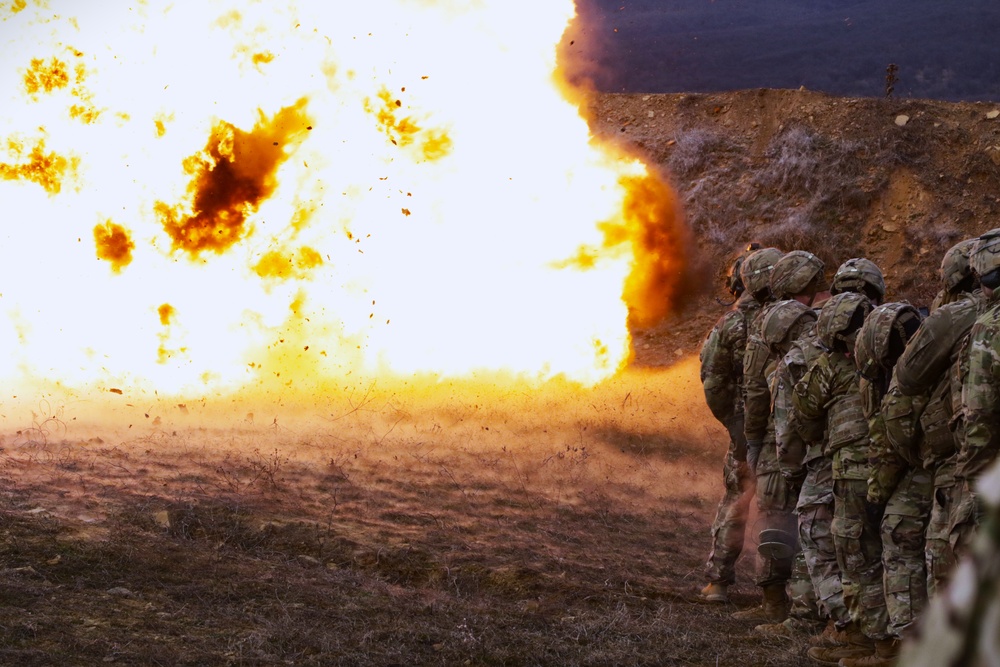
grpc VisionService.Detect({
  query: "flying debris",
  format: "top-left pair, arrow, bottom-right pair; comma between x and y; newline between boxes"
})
0,0 -> 685,410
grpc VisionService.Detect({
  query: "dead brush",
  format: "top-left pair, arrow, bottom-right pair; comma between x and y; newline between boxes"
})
665,127 -> 747,180
213,447 -> 289,494
11,399 -> 69,458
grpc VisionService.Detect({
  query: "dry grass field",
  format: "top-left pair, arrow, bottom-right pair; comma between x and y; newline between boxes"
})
0,361 -> 812,666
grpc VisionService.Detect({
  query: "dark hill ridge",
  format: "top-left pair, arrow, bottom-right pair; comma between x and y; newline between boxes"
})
586,88 -> 1000,364
567,0 -> 1000,102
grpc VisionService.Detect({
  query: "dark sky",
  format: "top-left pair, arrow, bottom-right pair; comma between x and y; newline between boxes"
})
563,0 -> 1000,102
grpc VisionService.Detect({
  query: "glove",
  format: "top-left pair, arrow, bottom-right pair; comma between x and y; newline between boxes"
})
725,413 -> 748,462
863,500 -> 885,528
746,440 -> 762,476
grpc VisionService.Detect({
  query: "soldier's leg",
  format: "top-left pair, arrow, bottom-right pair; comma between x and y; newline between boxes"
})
807,479 -> 878,664
754,469 -> 796,589
800,501 -> 850,627
705,451 -> 754,586
797,459 -> 850,628
787,548 -> 824,626
732,430 -> 792,622
833,478 -> 889,642
881,467 -> 932,639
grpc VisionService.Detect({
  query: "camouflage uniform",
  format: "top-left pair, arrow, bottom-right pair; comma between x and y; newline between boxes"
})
893,291 -> 982,596
955,293 -> 1000,554
899,231 -> 1000,666
769,311 -> 838,628
955,229 -> 1000,559
794,293 -> 890,643
897,457 -> 1000,667
744,301 -> 796,592
856,303 -> 929,642
709,247 -> 790,618
700,290 -> 760,586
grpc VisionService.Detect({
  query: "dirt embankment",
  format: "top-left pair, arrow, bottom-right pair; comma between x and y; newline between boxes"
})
587,88 -> 1000,364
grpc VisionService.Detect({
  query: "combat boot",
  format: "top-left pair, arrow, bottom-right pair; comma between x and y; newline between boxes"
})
838,637 -> 900,667
805,630 -> 874,667
754,616 -> 825,638
698,582 -> 728,603
731,584 -> 789,622
808,620 -> 863,648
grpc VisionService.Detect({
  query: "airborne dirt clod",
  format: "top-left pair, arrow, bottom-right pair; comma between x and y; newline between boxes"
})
4,89 -> 1000,665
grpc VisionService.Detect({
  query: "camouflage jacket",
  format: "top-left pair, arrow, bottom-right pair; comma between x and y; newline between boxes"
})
700,292 -> 760,426
775,326 -> 824,478
898,457 -> 1000,666
742,298 -> 778,443
864,372 -> 911,504
793,348 -> 870,481
959,294 -> 1000,480
891,292 -> 982,481
897,291 -> 981,410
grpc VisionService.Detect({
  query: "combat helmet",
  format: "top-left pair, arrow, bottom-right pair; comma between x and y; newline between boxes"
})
739,247 -> 784,302
854,302 -> 922,382
939,238 -> 978,294
817,291 -> 873,352
970,228 -> 1000,290
830,258 -> 886,304
725,242 -> 762,297
761,299 -> 817,353
770,250 -> 825,300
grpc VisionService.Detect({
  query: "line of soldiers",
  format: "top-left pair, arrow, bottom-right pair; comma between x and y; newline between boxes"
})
697,230 -> 1000,666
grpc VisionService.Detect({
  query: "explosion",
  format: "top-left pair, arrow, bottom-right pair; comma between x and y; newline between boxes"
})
0,1 -> 684,422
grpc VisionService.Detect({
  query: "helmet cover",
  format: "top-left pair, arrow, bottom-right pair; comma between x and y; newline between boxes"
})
770,250 -> 825,299
830,258 -> 886,301
739,247 -> 784,298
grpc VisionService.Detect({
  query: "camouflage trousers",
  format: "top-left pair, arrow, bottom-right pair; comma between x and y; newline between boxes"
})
898,458 -> 1000,667
754,469 -> 797,587
833,478 -> 889,641
881,466 -> 932,638
705,451 -> 755,585
788,548 -> 824,625
925,460 -> 958,598
797,458 -> 849,625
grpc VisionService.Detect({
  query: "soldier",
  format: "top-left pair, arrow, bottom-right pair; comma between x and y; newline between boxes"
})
722,246 -> 788,620
698,244 -> 764,603
954,228 -> 1000,559
929,237 -> 980,312
896,456 -> 1000,667
794,292 -> 884,665
847,303 -> 925,666
737,250 -> 825,629
752,297 -> 829,639
892,239 -> 981,596
766,295 -> 860,648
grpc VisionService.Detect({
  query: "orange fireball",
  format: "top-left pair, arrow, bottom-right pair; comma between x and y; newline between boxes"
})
0,1 -> 683,410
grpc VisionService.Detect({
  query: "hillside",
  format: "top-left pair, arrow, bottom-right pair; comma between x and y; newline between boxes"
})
586,88 -> 1000,364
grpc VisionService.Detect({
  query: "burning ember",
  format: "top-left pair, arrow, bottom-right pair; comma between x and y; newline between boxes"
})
0,1 -> 683,416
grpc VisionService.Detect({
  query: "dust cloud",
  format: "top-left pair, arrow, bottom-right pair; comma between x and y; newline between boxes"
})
2,358 -> 724,510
